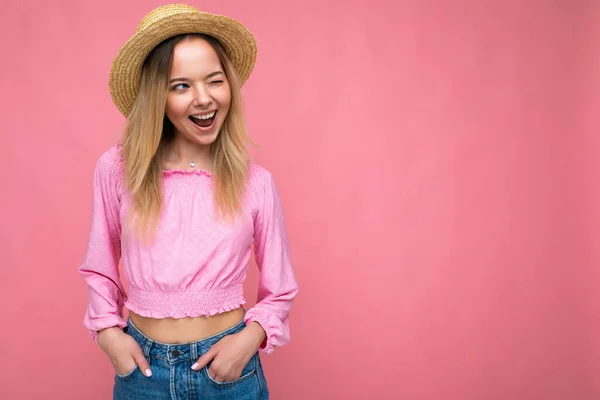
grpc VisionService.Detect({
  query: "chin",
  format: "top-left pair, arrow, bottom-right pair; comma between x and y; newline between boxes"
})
191,135 -> 219,146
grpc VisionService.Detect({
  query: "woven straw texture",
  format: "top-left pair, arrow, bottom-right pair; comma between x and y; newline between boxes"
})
109,4 -> 256,117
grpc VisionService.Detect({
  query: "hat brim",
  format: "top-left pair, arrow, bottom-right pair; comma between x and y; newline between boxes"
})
109,10 -> 256,117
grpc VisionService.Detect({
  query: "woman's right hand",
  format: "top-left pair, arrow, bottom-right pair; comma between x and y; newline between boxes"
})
97,326 -> 152,377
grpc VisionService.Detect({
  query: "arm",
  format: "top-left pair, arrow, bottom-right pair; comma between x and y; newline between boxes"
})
78,151 -> 127,342
243,170 -> 299,354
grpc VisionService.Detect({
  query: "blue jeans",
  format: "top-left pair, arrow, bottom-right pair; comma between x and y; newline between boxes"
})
113,316 -> 269,399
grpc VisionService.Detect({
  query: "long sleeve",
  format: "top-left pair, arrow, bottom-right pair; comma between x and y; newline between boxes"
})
244,170 -> 299,354
78,151 -> 127,342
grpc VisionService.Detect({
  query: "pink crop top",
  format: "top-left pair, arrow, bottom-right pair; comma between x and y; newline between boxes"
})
78,144 -> 299,354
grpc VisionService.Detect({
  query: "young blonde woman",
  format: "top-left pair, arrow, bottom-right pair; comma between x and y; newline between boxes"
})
78,5 -> 298,399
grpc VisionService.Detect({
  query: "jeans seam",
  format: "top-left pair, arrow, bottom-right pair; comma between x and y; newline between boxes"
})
256,357 -> 263,399
170,364 -> 176,400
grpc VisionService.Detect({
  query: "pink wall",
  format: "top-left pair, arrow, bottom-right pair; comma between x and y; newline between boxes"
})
1,0 -> 598,398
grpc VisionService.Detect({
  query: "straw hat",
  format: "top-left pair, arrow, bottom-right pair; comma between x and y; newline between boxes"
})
109,4 -> 257,117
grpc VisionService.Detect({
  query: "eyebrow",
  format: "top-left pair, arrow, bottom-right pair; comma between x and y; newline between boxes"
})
169,71 -> 224,84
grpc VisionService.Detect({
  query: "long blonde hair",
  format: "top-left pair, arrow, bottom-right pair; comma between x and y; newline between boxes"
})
120,33 -> 257,244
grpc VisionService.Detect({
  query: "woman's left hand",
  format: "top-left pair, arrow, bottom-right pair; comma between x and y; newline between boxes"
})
190,323 -> 266,382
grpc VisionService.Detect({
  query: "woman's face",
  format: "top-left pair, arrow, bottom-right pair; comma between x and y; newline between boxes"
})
165,37 -> 231,146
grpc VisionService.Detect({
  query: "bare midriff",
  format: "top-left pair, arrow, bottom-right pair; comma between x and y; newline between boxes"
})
128,307 -> 245,344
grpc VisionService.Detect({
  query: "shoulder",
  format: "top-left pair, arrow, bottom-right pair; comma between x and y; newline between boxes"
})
95,142 -> 125,179
246,160 -> 286,214
247,159 -> 275,190
245,160 -> 279,209
248,159 -> 272,180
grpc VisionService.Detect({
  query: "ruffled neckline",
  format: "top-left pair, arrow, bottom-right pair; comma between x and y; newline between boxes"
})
162,168 -> 212,177
113,140 -> 254,178
114,141 -> 213,177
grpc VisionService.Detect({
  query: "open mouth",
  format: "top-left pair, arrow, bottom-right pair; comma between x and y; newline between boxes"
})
189,110 -> 216,128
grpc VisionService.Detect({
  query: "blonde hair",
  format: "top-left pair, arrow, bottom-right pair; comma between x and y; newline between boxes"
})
120,33 -> 257,244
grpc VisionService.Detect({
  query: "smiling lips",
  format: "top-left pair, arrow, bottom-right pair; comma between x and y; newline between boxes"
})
189,110 -> 216,128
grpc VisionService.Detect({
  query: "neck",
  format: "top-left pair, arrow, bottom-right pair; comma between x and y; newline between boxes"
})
166,136 -> 212,170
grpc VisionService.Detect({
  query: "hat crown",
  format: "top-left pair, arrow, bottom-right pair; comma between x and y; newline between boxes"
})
136,4 -> 199,32
110,4 -> 256,117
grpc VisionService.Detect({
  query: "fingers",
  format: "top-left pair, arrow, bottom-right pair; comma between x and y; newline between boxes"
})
191,346 -> 218,371
131,349 -> 152,377
113,356 -> 137,376
209,370 -> 224,382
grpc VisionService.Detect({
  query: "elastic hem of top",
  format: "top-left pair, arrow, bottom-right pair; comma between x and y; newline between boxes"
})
125,284 -> 246,319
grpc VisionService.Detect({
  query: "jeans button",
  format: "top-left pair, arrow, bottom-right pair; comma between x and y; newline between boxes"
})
170,349 -> 180,358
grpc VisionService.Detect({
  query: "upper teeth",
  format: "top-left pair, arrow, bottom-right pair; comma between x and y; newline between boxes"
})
191,111 -> 215,120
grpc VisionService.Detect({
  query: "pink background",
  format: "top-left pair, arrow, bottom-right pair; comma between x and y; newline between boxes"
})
1,0 -> 599,398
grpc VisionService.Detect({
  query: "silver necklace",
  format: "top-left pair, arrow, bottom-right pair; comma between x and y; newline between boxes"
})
189,161 -> 196,168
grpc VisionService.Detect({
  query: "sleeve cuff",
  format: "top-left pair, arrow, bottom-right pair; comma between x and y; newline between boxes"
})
243,310 -> 279,354
86,318 -> 128,343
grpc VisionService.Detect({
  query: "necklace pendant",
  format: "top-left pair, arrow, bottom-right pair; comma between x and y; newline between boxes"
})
189,161 -> 195,168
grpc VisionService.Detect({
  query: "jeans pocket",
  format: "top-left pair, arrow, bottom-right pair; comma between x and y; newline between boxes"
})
115,365 -> 139,380
203,352 -> 258,388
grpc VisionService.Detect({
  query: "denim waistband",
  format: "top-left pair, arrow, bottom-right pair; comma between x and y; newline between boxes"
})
124,313 -> 247,364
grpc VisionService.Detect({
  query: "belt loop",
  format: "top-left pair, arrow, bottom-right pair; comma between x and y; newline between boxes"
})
191,342 -> 198,360
143,338 -> 153,358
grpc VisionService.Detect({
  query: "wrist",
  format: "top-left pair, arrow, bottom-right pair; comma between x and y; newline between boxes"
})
242,322 -> 267,350
97,326 -> 123,343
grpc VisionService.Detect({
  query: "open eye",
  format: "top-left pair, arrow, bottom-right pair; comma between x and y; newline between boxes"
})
172,83 -> 189,90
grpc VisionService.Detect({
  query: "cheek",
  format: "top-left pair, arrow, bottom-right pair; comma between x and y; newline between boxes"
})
214,82 -> 231,108
165,99 -> 176,118
165,96 -> 187,118
218,91 -> 231,113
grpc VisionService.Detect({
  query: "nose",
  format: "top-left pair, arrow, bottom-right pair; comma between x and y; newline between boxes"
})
192,84 -> 211,107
